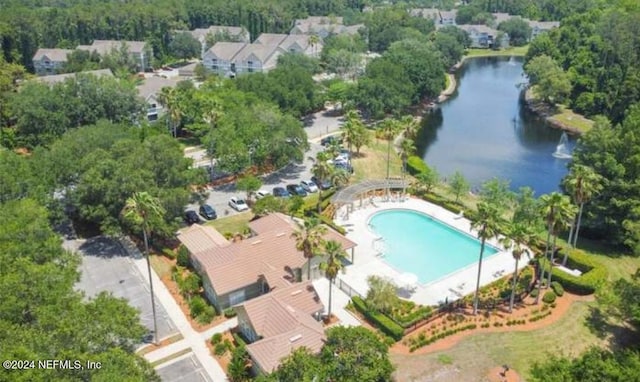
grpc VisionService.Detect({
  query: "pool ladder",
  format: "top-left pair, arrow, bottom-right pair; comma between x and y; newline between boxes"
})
372,237 -> 386,257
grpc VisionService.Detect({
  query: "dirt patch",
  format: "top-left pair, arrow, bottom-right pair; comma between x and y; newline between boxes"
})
207,330 -> 236,374
487,366 -> 522,382
392,293 -> 594,356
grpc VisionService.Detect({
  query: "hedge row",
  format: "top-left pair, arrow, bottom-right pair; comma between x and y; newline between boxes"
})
311,212 -> 347,235
352,296 -> 404,340
406,155 -> 429,175
541,248 -> 607,295
408,324 -> 477,352
392,305 -> 434,328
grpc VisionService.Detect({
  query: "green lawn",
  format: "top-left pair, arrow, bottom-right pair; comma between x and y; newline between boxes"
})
149,254 -> 173,279
392,300 -> 606,381
465,45 -> 529,58
548,105 -> 594,134
351,133 -> 403,183
205,211 -> 254,235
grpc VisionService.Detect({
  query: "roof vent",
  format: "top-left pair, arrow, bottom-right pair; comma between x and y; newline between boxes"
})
289,334 -> 302,343
251,240 -> 262,245
290,290 -> 303,296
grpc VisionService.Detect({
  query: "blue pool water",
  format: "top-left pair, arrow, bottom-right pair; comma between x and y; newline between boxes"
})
368,210 -> 500,284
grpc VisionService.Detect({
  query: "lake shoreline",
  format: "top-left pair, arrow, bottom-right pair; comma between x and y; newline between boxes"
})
523,89 -> 590,136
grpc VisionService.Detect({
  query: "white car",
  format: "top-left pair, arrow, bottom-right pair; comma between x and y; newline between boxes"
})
255,189 -> 270,199
229,197 -> 249,211
300,180 -> 319,193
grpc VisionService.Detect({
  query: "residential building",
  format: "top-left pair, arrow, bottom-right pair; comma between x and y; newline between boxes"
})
290,16 -> 364,39
458,24 -> 508,48
176,213 -> 356,311
233,43 -> 282,74
278,34 -> 323,57
202,42 -> 247,76
32,48 -> 73,75
135,76 -> 185,121
235,281 -> 325,374
410,8 -> 457,27
529,21 -> 560,39
36,69 -> 113,86
492,12 -> 514,26
77,40 -> 149,71
177,25 -> 250,55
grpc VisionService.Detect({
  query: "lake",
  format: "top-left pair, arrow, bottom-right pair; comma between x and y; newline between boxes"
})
415,56 -> 574,195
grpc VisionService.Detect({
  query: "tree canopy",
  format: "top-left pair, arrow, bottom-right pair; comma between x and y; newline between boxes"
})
0,199 -> 158,381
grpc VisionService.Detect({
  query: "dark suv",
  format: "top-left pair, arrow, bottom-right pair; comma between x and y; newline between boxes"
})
272,187 -> 291,198
286,184 -> 308,197
199,204 -> 217,220
185,210 -> 200,225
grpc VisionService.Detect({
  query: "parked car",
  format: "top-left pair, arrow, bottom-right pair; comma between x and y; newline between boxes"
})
272,187 -> 291,198
320,135 -> 342,146
184,210 -> 200,225
199,204 -> 217,220
256,189 -> 270,199
229,197 -> 249,211
334,162 -> 354,174
311,176 -> 332,190
300,180 -> 319,193
286,184 -> 308,197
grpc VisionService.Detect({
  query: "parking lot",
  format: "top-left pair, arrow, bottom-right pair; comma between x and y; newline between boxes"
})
186,142 -> 326,218
155,353 -> 213,382
73,236 -> 178,343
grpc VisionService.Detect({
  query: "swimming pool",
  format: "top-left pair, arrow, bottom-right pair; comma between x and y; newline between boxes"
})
368,209 -> 500,284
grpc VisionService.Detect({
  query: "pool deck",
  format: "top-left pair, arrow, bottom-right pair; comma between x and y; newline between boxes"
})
334,196 -> 527,306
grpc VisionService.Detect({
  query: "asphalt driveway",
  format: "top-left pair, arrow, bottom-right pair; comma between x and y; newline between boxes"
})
73,236 -> 178,343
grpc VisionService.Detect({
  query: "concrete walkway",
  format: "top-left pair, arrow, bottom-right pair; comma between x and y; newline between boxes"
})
312,278 -> 361,327
120,238 -> 229,381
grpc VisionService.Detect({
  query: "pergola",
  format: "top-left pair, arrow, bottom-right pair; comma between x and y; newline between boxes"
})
331,178 -> 407,218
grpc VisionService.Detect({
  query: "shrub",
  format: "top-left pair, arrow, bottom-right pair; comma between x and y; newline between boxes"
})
542,249 -> 607,295
406,155 -> 429,175
196,305 -> 216,325
189,296 -> 207,318
529,288 -> 539,298
551,281 -> 564,296
232,332 -> 247,347
542,291 -> 556,304
211,333 -> 223,345
224,308 -> 237,318
162,247 -> 176,259
177,245 -> 190,267
214,342 -> 228,356
352,296 -> 404,340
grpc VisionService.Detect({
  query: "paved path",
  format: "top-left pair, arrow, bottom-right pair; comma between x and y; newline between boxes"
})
312,278 -> 361,327
120,238 -> 229,381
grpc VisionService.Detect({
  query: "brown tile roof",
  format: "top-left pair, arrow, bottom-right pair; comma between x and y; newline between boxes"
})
240,281 -> 325,373
233,43 -> 282,63
181,214 -> 356,296
186,26 -> 247,41
177,224 -> 230,255
33,48 -> 73,62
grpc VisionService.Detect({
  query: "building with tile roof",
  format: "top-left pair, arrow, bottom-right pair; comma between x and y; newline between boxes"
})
289,16 -> 364,39
135,75 -> 188,121
77,40 -> 149,71
235,280 -> 325,374
176,213 -> 356,310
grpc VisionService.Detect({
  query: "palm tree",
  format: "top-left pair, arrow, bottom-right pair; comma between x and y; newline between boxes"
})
400,115 -> 420,140
291,218 -> 327,280
471,201 -> 503,314
320,240 -> 348,318
535,192 -> 574,303
122,192 -> 165,345
158,87 -> 181,138
342,110 -> 364,162
399,138 -> 415,197
503,222 -> 532,313
311,151 -> 334,213
376,118 -> 402,198
563,164 -> 603,253
308,34 -> 320,58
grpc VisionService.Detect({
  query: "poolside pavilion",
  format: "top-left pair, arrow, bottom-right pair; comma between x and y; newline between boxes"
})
331,178 -> 408,219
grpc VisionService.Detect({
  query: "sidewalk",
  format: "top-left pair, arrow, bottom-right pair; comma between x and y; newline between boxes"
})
312,278 -> 362,327
120,237 -> 228,381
